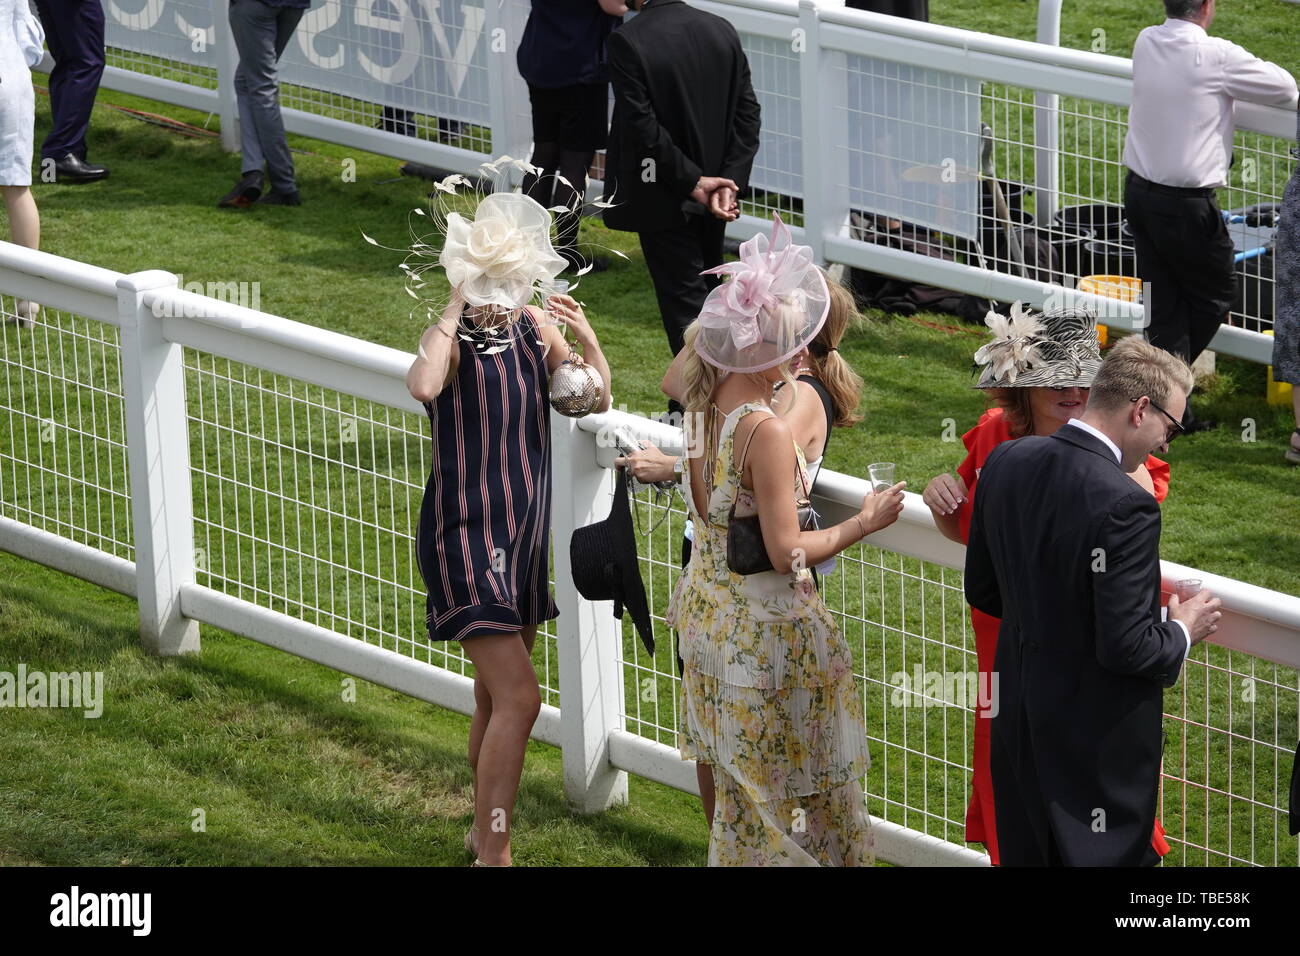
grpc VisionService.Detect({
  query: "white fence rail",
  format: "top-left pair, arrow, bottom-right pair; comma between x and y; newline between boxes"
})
50,0 -> 1299,366
3,240 -> 1299,865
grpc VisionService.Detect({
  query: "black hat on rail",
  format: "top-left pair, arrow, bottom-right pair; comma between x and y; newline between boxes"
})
569,466 -> 654,656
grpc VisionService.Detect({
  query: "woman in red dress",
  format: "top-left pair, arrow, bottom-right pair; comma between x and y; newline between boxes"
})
921,306 -> 1171,864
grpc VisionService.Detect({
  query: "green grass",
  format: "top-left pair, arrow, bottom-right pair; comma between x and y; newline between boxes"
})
1,2 -> 1298,866
0,552 -> 708,866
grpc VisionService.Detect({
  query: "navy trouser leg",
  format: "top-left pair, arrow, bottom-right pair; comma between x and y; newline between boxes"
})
34,0 -> 106,161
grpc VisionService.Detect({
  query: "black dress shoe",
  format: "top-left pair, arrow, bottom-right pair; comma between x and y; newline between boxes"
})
256,189 -> 301,206
218,170 -> 265,208
50,153 -> 109,183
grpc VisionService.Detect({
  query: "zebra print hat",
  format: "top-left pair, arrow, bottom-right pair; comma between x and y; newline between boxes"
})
973,304 -> 1102,390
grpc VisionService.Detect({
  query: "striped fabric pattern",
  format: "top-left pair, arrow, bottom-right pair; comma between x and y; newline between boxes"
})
415,306 -> 558,642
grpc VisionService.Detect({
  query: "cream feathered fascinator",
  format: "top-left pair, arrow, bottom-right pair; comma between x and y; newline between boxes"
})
363,155 -> 626,353
973,303 -> 1102,389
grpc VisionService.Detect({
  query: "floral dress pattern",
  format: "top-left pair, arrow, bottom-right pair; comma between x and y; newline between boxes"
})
666,401 -> 874,866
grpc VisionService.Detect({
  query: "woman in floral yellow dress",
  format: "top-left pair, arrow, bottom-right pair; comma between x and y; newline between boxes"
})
665,216 -> 907,866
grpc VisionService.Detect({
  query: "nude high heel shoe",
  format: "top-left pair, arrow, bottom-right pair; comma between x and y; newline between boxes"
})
11,300 -> 39,328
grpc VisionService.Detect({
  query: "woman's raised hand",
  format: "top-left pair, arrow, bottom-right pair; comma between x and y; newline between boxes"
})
859,480 -> 907,535
614,443 -> 677,484
545,293 -> 595,346
921,472 -> 968,517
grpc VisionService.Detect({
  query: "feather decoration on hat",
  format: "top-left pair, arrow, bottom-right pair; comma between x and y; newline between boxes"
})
360,155 -> 632,353
972,302 -> 1046,385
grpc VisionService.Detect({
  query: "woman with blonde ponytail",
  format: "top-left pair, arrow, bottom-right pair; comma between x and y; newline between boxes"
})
769,270 -> 865,489
626,268 -> 863,498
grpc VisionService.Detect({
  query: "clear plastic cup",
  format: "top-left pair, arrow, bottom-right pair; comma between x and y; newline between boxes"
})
869,462 -> 896,493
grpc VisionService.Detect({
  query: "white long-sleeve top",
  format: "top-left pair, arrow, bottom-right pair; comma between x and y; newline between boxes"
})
1123,18 -> 1298,189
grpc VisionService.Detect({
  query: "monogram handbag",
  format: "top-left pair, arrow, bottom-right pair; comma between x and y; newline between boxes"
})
724,414 -> 817,575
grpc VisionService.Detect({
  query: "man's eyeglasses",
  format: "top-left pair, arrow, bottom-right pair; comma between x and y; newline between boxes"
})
1131,397 -> 1184,442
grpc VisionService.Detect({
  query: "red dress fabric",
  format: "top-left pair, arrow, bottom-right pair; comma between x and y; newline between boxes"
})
954,407 -> 1171,863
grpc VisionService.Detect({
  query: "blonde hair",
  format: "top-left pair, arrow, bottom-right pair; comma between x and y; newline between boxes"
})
680,314 -> 799,415
804,270 -> 865,427
1087,336 -> 1195,413
680,322 -> 723,415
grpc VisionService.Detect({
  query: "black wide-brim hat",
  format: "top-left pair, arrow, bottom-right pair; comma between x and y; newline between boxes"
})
570,466 -> 655,656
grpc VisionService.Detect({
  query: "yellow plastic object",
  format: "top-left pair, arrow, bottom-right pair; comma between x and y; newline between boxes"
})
1077,275 -> 1143,348
1264,330 -> 1294,406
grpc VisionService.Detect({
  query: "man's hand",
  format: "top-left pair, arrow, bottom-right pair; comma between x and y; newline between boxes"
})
1169,589 -> 1223,645
690,176 -> 739,219
708,184 -> 739,221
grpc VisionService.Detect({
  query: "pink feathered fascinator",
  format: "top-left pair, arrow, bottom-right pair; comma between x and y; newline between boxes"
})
692,214 -> 830,374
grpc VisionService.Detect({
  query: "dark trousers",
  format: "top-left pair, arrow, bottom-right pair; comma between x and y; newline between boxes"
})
34,0 -> 106,161
638,214 -> 728,357
229,0 -> 304,193
1124,171 -> 1236,373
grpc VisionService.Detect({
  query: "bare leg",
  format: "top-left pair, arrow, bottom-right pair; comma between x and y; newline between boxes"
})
467,626 -> 536,775
462,627 -> 541,866
3,187 -> 41,324
1,186 -> 40,249
465,625 -> 538,857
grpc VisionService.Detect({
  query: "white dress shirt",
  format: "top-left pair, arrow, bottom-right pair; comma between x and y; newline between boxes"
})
1065,419 -> 1191,656
1123,18 -> 1298,189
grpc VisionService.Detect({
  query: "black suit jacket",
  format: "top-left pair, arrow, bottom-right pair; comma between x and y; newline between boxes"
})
601,0 -> 761,233
964,424 -> 1187,866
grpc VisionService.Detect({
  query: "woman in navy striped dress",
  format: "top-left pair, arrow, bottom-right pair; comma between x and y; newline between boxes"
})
406,287 -> 611,866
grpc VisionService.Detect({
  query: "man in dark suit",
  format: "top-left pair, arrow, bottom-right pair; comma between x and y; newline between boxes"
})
34,0 -> 109,182
965,334 -> 1222,866
602,0 -> 761,367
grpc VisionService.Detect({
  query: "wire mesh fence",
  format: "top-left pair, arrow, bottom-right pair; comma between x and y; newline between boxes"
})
2,286 -> 1297,864
92,3 -> 1296,340
621,479 -> 1300,867
180,349 -> 561,707
104,0 -> 219,91
0,298 -> 134,564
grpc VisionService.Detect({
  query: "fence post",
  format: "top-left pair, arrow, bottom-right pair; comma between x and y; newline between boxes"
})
484,0 -> 529,179
213,0 -> 240,154
797,0 -> 828,263
1033,0 -> 1064,235
117,271 -> 200,657
550,412 -> 628,813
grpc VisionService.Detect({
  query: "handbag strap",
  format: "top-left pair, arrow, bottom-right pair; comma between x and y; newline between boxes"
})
727,407 -> 810,518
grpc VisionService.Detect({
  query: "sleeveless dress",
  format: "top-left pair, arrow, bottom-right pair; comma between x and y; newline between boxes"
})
953,407 -> 1171,863
415,306 -> 559,642
666,401 -> 874,866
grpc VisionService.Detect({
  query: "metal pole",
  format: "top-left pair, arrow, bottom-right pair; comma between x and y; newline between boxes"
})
1033,0 -> 1064,232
